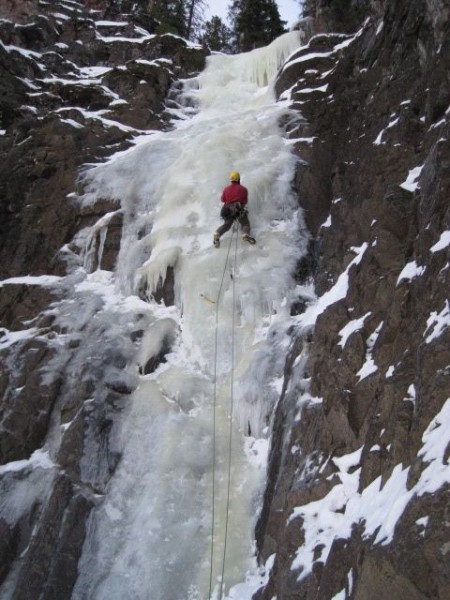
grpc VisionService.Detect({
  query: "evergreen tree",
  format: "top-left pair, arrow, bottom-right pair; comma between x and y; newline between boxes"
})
152,0 -> 186,36
198,16 -> 232,53
185,0 -> 207,41
149,0 -> 206,40
228,0 -> 286,53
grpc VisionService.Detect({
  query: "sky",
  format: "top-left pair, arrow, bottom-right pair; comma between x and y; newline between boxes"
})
204,0 -> 303,29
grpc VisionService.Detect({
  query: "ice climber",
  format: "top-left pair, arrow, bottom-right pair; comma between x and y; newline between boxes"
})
213,171 -> 256,248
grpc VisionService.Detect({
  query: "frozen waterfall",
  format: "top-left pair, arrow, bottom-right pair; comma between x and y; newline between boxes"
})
73,30 -> 307,600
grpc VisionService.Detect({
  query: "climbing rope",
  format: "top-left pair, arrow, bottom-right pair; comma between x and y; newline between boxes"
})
209,223 -> 239,600
219,226 -> 239,600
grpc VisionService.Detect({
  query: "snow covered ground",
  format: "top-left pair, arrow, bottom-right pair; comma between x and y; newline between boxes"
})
71,31 -> 307,600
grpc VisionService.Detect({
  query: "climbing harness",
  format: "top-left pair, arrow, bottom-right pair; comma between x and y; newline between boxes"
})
209,223 -> 239,600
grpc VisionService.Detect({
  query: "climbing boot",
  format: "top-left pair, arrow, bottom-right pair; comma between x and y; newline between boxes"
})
242,233 -> 256,245
213,232 -> 220,248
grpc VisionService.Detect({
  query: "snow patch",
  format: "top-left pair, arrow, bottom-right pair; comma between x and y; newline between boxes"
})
78,65 -> 112,77
416,516 -> 429,530
397,260 -> 426,285
0,327 -> 39,349
338,312 -> 371,348
430,230 -> 450,253
400,165 -> 423,192
356,321 -> 383,382
296,84 -> 328,94
424,300 -> 450,343
376,20 -> 384,36
0,448 -> 54,475
290,399 -> 450,581
300,243 -> 368,327
373,116 -> 399,145
225,554 -> 275,600
321,214 -> 332,229
0,275 -> 61,287
386,365 -> 395,378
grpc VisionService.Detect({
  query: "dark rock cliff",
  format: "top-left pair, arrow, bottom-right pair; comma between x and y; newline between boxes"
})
0,0 -> 449,599
255,1 -> 450,599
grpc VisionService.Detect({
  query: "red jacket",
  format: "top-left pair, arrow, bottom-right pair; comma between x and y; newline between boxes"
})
221,182 -> 248,206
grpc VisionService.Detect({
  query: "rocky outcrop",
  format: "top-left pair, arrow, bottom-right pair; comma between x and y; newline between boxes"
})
256,1 -> 450,598
302,0 -> 385,34
0,1 -> 207,595
0,2 -> 206,280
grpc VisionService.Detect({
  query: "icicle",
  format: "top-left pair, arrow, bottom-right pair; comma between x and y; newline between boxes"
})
136,246 -> 181,299
239,30 -> 302,87
81,210 -> 121,273
96,226 -> 107,270
200,30 -> 301,92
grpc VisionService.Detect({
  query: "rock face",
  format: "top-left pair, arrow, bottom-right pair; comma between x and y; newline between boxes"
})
0,1 -> 207,596
255,1 -> 450,598
0,1 -> 449,599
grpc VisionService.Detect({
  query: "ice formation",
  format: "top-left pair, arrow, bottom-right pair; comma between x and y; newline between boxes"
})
72,30 -> 307,600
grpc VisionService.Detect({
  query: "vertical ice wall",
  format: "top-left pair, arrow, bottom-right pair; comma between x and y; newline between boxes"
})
73,30 -> 307,600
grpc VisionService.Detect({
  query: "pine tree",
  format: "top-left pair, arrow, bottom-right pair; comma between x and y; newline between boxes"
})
198,16 -> 232,53
151,0 -> 187,36
228,0 -> 286,53
148,0 -> 206,40
185,0 -> 207,41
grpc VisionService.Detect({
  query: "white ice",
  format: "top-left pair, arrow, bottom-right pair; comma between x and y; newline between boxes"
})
72,30 -> 306,600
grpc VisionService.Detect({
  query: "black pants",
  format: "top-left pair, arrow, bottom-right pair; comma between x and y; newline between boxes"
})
216,203 -> 251,237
